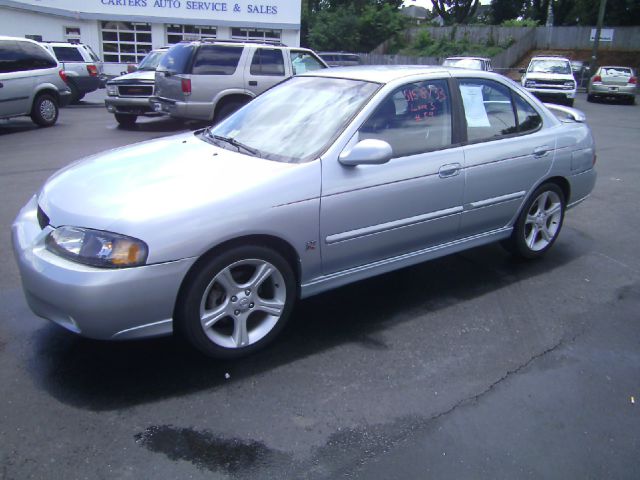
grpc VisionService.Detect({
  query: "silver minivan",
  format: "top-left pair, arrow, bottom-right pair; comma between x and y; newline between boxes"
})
0,36 -> 72,126
150,39 -> 327,122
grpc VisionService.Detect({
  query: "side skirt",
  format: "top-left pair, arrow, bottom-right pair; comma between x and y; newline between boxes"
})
300,227 -> 512,299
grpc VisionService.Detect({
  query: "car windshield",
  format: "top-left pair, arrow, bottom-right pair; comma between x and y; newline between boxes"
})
206,76 -> 380,163
529,59 -> 571,74
138,50 -> 165,70
444,58 -> 483,70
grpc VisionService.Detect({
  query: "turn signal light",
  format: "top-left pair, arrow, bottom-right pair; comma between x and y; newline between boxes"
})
629,76 -> 637,84
181,78 -> 192,95
87,64 -> 98,76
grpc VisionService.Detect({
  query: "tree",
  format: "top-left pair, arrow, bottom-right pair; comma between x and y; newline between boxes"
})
430,0 -> 480,25
489,0 -> 525,24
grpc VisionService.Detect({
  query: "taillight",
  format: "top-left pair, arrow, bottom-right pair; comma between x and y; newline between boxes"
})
59,70 -> 68,83
86,64 -> 98,76
181,78 -> 191,96
629,76 -> 637,84
593,75 -> 602,82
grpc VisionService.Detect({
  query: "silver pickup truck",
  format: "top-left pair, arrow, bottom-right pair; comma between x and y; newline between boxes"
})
104,47 -> 168,126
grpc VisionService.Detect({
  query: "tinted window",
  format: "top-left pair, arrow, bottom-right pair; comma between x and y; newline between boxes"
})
191,45 -> 243,75
0,41 -> 56,73
157,43 -> 194,74
250,48 -> 285,76
0,40 -> 20,73
290,51 -> 325,75
460,79 -> 517,142
513,93 -> 542,133
52,46 -> 84,62
359,79 -> 452,157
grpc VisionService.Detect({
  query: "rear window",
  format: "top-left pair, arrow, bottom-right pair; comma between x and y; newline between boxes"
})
52,46 -> 84,62
191,45 -> 243,75
602,67 -> 632,76
250,48 -> 285,76
158,43 -> 194,74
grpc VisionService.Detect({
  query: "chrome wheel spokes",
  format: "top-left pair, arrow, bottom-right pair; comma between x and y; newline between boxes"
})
524,190 -> 562,251
199,259 -> 286,349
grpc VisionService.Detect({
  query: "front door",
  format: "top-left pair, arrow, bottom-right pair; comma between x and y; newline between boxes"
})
320,79 -> 465,274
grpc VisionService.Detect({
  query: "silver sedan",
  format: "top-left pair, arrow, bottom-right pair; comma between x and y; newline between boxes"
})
12,66 -> 596,358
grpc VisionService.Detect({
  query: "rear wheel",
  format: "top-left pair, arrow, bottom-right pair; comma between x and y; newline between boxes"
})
503,183 -> 565,259
68,83 -> 81,104
176,245 -> 296,358
566,98 -> 574,107
30,94 -> 59,127
587,93 -> 595,102
214,99 -> 247,124
115,113 -> 138,127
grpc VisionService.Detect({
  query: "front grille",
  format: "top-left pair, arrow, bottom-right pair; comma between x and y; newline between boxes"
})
37,206 -> 50,229
118,85 -> 154,97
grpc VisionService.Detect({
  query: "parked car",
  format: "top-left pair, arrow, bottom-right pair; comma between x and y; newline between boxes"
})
318,52 -> 362,67
570,60 -> 590,88
0,35 -> 71,126
105,47 -> 169,126
40,42 -> 103,103
587,66 -> 637,104
443,56 -> 493,71
150,39 -> 328,122
13,66 -> 596,358
520,56 -> 576,106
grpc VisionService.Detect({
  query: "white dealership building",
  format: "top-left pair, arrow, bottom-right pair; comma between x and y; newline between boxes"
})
0,0 -> 301,74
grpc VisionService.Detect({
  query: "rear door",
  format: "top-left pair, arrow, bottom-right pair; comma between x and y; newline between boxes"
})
456,77 -> 556,237
245,47 -> 287,95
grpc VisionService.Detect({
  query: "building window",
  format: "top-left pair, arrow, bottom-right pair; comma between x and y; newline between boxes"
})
64,27 -> 81,44
166,25 -> 217,44
231,28 -> 281,42
101,21 -> 152,63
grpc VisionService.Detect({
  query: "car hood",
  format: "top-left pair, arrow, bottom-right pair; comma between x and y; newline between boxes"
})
109,69 -> 156,83
38,131 -> 307,236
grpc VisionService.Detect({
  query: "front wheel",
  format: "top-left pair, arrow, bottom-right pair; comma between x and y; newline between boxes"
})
503,183 -> 565,259
566,98 -> 574,107
115,113 -> 138,127
176,245 -> 296,358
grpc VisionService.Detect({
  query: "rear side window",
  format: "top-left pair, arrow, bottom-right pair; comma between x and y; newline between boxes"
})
250,48 -> 285,76
52,46 -> 84,62
158,43 -> 194,74
460,79 -> 517,142
290,51 -> 325,75
0,41 -> 57,73
191,45 -> 243,75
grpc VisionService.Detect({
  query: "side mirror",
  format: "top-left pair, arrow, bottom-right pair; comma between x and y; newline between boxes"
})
519,68 -> 526,74
339,139 -> 393,166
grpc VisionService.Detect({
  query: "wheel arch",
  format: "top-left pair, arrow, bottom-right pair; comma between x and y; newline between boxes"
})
32,85 -> 60,106
511,176 -> 571,227
211,91 -> 254,121
173,234 -> 302,318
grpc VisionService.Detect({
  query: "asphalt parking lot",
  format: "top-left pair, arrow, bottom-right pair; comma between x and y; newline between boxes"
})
1,92 -> 639,479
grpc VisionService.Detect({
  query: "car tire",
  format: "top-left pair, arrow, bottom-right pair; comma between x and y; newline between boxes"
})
68,82 -> 81,104
176,245 -> 296,358
627,96 -> 636,106
30,93 -> 59,127
214,100 -> 246,124
502,183 -> 565,260
115,113 -> 138,127
566,98 -> 574,107
587,93 -> 595,102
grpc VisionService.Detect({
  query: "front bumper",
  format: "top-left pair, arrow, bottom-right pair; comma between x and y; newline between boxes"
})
525,87 -> 576,100
11,196 -> 197,340
105,96 -> 161,116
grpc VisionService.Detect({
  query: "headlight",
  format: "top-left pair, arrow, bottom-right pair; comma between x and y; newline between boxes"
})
106,84 -> 118,96
564,81 -> 575,88
46,226 -> 148,268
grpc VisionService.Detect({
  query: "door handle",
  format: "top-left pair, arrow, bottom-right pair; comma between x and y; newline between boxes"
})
533,146 -> 551,157
249,80 -> 258,86
439,163 -> 461,178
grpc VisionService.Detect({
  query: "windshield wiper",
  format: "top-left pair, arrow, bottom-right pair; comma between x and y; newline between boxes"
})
210,133 -> 261,158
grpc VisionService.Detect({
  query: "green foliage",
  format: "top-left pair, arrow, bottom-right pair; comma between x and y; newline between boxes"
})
489,0 -> 524,24
306,1 -> 407,52
431,0 -> 480,25
500,18 -> 540,26
399,29 -> 515,58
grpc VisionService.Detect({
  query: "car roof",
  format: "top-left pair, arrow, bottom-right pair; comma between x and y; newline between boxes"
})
445,56 -> 489,61
530,56 -> 570,61
600,65 -> 632,69
304,65 -> 464,83
0,35 -> 42,45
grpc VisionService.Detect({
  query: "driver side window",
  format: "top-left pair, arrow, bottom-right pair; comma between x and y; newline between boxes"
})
358,79 -> 452,158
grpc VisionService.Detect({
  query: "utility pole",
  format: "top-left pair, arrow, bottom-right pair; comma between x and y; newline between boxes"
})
590,0 -> 608,71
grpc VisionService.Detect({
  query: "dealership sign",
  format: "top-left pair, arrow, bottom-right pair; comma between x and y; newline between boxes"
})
4,0 -> 300,24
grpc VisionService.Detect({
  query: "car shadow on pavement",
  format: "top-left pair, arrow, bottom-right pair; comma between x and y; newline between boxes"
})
115,117 -> 210,133
0,118 -> 39,135
27,232 -> 591,412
